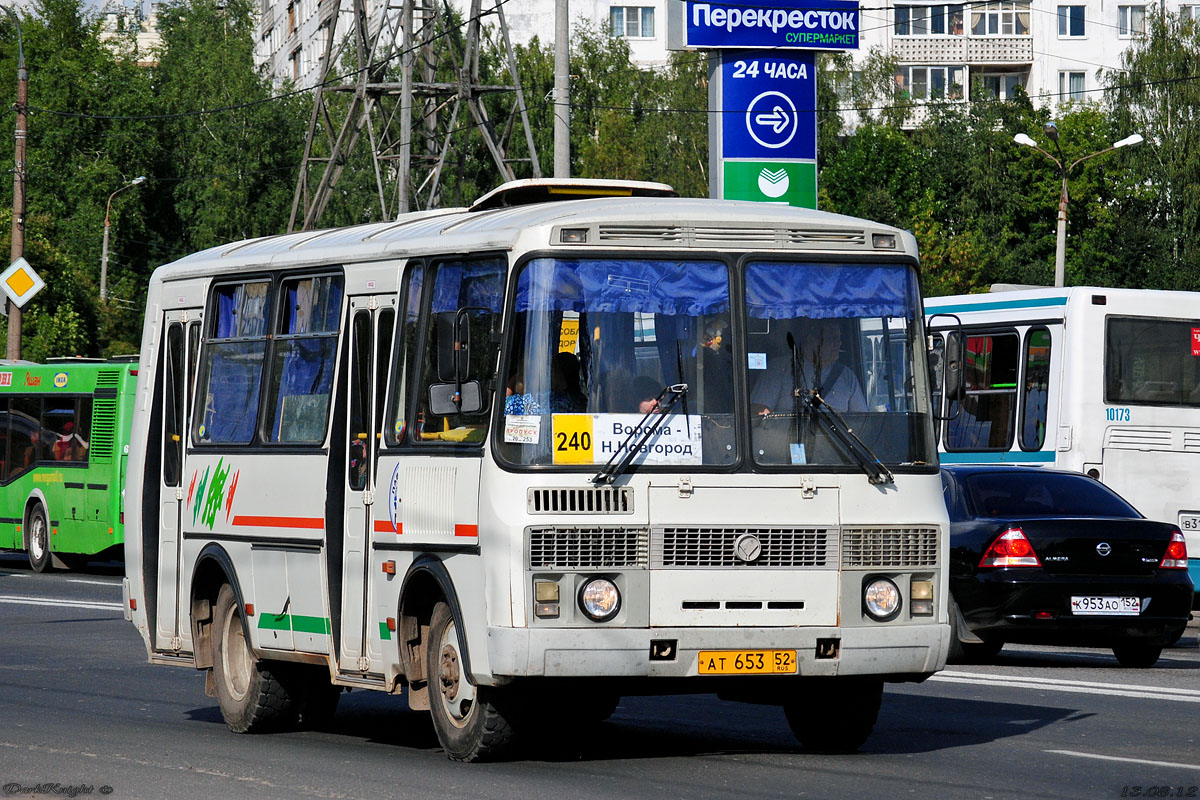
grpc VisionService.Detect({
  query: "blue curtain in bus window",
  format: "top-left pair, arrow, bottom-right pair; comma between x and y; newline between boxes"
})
268,276 -> 343,443
744,263 -> 915,319
515,259 -> 729,316
430,259 -> 505,313
202,343 -> 264,443
214,282 -> 270,338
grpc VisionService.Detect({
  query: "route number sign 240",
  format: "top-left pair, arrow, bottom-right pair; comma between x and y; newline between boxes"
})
730,59 -> 809,80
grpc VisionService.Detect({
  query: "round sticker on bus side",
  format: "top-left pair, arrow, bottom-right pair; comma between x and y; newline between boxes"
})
53,372 -> 68,388
388,464 -> 401,532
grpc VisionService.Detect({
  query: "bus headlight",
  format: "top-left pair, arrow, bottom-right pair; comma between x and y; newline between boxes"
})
578,577 -> 621,622
863,578 -> 901,621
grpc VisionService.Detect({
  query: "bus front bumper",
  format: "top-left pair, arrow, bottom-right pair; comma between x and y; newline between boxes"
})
485,622 -> 949,681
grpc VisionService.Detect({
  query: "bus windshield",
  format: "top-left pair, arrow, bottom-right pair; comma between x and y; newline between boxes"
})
498,257 -> 933,470
1106,316 -> 1200,407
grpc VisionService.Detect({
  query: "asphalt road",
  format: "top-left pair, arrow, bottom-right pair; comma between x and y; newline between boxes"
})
1,554 -> 1197,800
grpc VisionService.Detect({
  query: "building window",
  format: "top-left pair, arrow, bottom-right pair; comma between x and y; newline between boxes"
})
287,2 -> 296,32
895,4 -> 964,35
1182,4 -> 1200,22
610,6 -> 655,38
1118,4 -> 1146,35
1059,70 -> 1085,101
976,71 -> 1027,99
969,1 -> 1030,35
290,47 -> 301,80
1057,4 -> 1085,35
894,65 -> 965,100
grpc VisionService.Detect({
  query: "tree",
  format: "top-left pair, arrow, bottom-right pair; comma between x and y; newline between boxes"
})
1105,11 -> 1200,290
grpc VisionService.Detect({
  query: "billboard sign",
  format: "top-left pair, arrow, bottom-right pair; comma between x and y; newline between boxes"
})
669,0 -> 860,50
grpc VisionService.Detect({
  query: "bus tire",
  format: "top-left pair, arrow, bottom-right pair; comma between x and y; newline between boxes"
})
211,584 -> 300,733
426,601 -> 517,762
784,678 -> 883,753
26,504 -> 51,573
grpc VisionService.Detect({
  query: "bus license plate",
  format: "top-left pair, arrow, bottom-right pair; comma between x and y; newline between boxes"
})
1179,512 -> 1200,533
1070,596 -> 1140,615
696,650 -> 797,675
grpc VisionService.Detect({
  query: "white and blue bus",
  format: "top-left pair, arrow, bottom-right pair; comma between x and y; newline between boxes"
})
124,179 -> 950,761
926,286 -> 1200,599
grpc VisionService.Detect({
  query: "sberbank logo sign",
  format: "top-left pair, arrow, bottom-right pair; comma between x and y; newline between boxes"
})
722,161 -> 816,208
674,0 -> 859,50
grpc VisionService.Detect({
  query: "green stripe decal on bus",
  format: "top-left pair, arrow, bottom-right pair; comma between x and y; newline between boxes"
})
379,622 -> 392,641
256,614 -> 331,635
925,296 -> 1067,315
939,451 -> 1057,463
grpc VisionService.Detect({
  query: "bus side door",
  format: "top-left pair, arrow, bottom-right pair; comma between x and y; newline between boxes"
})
155,310 -> 201,650
339,295 -> 396,671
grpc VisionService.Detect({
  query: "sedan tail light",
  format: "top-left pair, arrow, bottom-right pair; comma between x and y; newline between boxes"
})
1160,530 -> 1188,569
979,528 -> 1041,568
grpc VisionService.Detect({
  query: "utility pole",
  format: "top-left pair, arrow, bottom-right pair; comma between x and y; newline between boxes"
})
553,0 -> 569,177
4,4 -> 26,361
289,0 -> 541,230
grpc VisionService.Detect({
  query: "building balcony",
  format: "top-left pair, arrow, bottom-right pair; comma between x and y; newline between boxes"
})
892,36 -> 1033,65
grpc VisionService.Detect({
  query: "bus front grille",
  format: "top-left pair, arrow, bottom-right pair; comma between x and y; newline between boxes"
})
840,528 -> 939,568
528,526 -> 649,569
652,527 -> 836,568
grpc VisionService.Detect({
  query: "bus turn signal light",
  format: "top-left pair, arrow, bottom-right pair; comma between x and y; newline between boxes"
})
1161,531 -> 1188,569
382,561 -> 396,575
979,528 -> 1041,568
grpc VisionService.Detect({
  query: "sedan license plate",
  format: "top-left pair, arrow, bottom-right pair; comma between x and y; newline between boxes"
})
697,650 -> 797,675
1070,596 -> 1141,616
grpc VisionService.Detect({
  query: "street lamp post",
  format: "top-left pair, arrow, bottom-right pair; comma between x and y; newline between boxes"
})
3,4 -> 26,360
1014,122 -> 1144,288
100,175 -> 145,302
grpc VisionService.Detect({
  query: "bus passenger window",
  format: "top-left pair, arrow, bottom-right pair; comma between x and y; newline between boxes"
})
195,280 -> 271,445
262,274 -> 343,444
1020,328 -> 1051,450
946,332 -> 1019,451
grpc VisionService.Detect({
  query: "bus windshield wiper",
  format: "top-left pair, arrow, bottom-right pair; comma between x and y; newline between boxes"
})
592,383 -> 689,485
804,391 -> 894,485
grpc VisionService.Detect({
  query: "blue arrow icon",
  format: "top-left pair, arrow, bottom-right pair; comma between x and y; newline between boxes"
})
745,91 -> 798,150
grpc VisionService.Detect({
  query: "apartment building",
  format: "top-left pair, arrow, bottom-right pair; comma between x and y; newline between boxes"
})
858,0 -> 1195,125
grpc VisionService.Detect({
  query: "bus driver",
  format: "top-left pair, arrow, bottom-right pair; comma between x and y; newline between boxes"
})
751,318 -> 866,415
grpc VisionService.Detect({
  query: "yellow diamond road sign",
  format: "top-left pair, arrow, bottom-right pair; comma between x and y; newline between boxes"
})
1,257 -> 44,309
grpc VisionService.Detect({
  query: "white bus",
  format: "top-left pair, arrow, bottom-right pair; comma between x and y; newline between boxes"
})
926,286 -> 1200,601
124,180 -> 950,761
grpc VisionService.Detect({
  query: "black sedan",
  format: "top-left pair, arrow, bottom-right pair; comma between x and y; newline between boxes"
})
942,465 -> 1193,668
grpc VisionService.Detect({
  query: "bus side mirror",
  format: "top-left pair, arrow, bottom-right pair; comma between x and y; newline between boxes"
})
436,311 -> 469,382
428,380 -> 484,416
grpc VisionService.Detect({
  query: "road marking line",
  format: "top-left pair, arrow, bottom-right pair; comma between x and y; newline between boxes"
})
939,670 -> 1200,698
1046,750 -> 1200,771
66,579 -> 121,587
930,675 -> 1200,703
0,595 -> 123,612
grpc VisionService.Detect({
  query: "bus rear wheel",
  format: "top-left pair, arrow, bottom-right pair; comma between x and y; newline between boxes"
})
783,678 -> 883,753
426,601 -> 518,761
26,505 -> 51,573
211,584 -> 300,733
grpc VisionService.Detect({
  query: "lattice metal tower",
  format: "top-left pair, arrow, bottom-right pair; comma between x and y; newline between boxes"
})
288,0 -> 541,231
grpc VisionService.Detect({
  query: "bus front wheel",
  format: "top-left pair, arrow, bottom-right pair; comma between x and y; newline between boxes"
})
211,584 -> 300,733
26,504 -> 51,573
783,678 -> 883,753
426,601 -> 518,761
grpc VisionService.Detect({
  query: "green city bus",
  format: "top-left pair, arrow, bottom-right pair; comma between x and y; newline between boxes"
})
1,358 -> 137,571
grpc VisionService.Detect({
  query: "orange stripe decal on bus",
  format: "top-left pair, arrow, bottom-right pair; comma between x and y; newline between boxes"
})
231,515 -> 325,530
374,520 -> 401,533
454,524 -> 478,538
